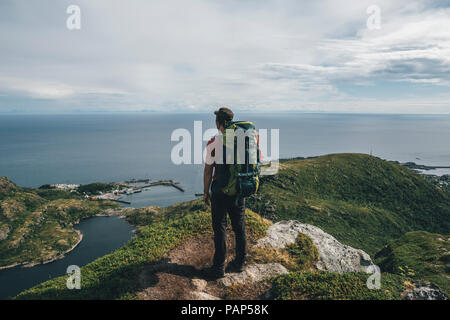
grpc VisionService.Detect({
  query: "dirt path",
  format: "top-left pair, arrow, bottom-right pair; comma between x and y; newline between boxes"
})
136,231 -> 236,300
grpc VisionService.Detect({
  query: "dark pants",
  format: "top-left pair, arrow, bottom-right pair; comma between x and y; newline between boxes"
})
211,192 -> 247,269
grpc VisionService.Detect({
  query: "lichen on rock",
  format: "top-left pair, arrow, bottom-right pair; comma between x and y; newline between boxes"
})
402,282 -> 448,300
0,224 -> 10,241
256,220 -> 374,273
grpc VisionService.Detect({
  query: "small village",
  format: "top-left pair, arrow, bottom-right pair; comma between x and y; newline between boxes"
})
49,179 -> 185,205
420,174 -> 450,193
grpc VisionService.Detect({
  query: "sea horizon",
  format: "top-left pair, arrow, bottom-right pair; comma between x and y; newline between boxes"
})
1,112 -> 450,207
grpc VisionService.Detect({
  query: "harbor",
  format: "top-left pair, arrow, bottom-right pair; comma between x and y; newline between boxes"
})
93,179 -> 184,204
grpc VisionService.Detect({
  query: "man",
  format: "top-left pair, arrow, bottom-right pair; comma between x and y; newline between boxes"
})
202,107 -> 247,279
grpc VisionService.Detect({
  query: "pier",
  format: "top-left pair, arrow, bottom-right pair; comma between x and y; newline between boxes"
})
110,199 -> 131,205
139,180 -> 185,192
91,179 -> 184,204
402,162 -> 450,170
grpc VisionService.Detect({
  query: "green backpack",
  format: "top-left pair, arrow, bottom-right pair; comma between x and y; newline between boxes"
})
212,121 -> 260,198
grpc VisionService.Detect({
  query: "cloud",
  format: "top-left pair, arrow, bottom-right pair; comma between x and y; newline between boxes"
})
0,76 -> 129,100
264,7 -> 450,85
0,0 -> 449,113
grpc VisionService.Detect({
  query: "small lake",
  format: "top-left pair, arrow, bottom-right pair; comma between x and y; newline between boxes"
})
0,215 -> 135,299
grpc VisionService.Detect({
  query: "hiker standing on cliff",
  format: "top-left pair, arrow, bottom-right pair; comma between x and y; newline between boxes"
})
202,107 -> 261,280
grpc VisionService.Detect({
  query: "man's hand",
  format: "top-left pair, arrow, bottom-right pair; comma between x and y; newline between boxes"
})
204,163 -> 213,207
203,192 -> 211,206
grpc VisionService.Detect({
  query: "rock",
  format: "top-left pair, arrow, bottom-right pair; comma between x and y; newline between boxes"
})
102,208 -> 129,216
0,177 -> 18,193
189,278 -> 220,300
403,283 -> 448,300
218,263 -> 288,287
190,291 -> 221,300
256,220 -> 373,273
191,278 -> 207,291
0,224 -> 10,241
1,200 -> 25,220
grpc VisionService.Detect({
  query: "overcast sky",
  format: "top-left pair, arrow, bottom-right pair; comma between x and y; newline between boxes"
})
0,0 -> 449,114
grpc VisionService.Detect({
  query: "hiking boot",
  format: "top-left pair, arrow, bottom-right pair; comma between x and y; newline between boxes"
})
225,259 -> 246,273
201,266 -> 224,280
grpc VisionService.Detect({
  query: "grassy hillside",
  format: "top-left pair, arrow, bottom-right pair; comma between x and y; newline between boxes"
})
15,200 -> 271,299
15,198 -> 411,301
9,154 -> 450,299
0,177 -> 118,267
375,231 -> 449,295
247,153 -> 450,255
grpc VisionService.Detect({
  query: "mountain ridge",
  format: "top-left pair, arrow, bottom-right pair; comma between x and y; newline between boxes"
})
247,153 -> 450,255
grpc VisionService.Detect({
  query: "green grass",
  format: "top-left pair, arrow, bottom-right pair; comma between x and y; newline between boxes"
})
247,153 -> 450,255
270,271 -> 407,300
375,231 -> 450,296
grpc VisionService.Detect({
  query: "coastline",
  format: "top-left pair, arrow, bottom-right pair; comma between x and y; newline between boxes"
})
0,211 -> 131,271
0,230 -> 84,271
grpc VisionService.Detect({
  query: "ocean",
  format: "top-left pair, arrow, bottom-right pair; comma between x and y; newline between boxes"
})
1,113 -> 450,207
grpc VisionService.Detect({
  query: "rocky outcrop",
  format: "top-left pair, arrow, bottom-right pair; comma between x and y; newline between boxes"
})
402,282 -> 448,300
219,263 -> 289,287
256,220 -> 373,273
98,208 -> 133,217
0,224 -> 10,241
0,176 -> 18,193
1,199 -> 25,220
191,291 -> 221,300
190,279 -> 221,300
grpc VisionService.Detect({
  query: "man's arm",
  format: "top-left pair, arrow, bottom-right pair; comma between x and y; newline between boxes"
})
203,163 -> 213,206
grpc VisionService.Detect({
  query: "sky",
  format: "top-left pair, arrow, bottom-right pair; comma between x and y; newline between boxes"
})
0,0 -> 449,114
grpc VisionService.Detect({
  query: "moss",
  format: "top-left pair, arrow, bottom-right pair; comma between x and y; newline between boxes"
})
248,247 -> 293,267
286,233 -> 319,270
248,233 -> 319,272
243,208 -> 272,242
270,271 -> 407,300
